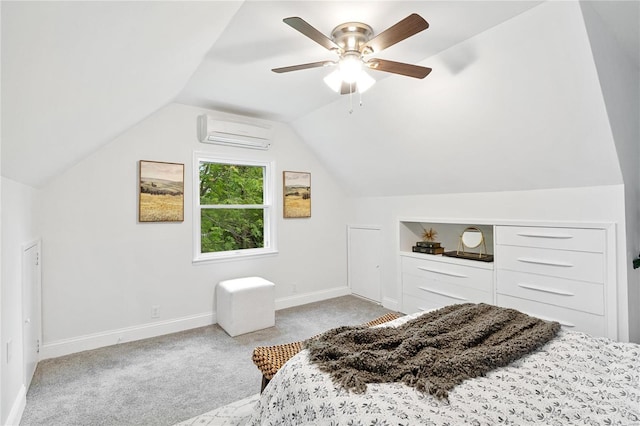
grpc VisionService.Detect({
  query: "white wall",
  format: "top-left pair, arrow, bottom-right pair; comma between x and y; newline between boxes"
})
1,178 -> 40,425
1,1 -> 243,188
352,184 -> 632,342
580,1 -> 640,343
38,103 -> 353,357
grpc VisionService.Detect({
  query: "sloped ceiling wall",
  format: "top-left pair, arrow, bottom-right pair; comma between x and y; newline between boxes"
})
292,1 -> 623,197
581,0 -> 639,191
580,0 -> 640,343
1,1 -> 242,188
2,1 -> 629,197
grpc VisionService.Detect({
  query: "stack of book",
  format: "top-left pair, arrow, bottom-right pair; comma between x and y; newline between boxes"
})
412,241 -> 444,255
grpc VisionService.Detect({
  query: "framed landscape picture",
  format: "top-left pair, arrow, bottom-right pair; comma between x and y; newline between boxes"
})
283,171 -> 311,218
139,160 -> 184,222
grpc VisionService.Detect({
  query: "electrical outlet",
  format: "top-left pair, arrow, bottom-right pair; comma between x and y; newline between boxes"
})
151,305 -> 160,318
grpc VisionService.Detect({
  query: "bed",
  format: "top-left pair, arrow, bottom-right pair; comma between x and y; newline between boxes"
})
247,304 -> 640,425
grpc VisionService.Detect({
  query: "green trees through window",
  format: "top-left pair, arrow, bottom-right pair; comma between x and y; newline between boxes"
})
198,161 -> 269,254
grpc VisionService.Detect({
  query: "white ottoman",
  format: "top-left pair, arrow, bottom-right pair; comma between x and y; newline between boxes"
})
216,277 -> 275,337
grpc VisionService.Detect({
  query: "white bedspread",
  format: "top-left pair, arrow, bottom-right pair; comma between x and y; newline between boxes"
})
248,313 -> 640,425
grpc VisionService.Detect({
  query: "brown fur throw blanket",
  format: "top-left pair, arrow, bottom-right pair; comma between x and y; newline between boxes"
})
305,303 -> 560,399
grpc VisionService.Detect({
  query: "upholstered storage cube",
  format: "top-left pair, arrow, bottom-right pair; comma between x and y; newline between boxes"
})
216,277 -> 275,337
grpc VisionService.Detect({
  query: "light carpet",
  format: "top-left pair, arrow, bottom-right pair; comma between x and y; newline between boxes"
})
174,394 -> 259,426
21,296 -> 393,425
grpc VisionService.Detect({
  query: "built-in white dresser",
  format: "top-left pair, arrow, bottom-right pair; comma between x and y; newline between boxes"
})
398,220 -> 617,340
401,253 -> 493,314
495,225 -> 607,337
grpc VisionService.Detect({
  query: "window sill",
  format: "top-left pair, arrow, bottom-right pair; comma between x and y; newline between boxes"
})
192,248 -> 279,265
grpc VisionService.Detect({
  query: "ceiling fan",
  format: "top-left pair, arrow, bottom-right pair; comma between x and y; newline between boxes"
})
272,14 -> 432,95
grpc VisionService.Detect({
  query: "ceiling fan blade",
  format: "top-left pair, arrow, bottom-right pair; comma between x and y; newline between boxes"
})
363,14 -> 429,54
283,17 -> 340,52
272,60 -> 336,73
366,58 -> 432,79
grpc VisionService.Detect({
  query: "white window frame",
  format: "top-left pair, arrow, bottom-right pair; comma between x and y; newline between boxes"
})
193,152 -> 277,263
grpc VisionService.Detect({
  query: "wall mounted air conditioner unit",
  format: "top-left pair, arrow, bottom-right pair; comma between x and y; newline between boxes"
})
197,115 -> 272,150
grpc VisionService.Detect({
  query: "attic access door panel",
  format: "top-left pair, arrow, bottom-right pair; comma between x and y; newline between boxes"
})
348,226 -> 382,303
23,239 -> 42,389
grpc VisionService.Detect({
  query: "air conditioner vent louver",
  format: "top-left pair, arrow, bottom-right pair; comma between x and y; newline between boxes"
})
197,115 -> 272,150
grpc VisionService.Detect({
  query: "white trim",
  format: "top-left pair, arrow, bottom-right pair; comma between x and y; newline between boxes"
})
40,312 -> 214,360
275,286 -> 351,310
604,222 -> 619,340
21,238 -> 40,252
6,384 -> 26,426
398,216 -> 616,230
192,152 -> 277,263
347,224 -> 382,231
38,287 -> 352,360
192,248 -> 278,265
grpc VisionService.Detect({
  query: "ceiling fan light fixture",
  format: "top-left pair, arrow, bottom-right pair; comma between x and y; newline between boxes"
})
323,69 -> 375,94
339,53 -> 362,83
356,70 -> 375,93
323,70 -> 343,93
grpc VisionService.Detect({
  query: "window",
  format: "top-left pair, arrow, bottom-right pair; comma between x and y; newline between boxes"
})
193,154 -> 276,262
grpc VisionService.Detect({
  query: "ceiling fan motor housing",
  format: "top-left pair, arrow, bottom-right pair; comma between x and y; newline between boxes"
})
330,22 -> 373,55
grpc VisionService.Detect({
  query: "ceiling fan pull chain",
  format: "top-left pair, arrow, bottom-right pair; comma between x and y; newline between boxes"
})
349,82 -> 354,114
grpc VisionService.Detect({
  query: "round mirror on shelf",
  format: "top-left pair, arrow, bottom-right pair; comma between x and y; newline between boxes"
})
457,226 -> 487,258
461,228 -> 483,248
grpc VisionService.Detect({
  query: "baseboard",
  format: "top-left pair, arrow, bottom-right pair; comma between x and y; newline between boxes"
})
5,384 -> 26,426
275,286 -> 351,310
40,286 -> 352,360
40,312 -> 214,360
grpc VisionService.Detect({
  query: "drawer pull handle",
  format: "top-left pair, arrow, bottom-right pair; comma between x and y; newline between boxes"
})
518,310 -> 576,327
516,232 -> 573,239
416,266 -> 468,278
517,257 -> 573,268
418,286 -> 467,301
517,283 -> 574,296
531,313 -> 576,328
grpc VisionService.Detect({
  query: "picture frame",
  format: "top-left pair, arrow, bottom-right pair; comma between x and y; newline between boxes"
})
283,171 -> 311,218
139,160 -> 184,222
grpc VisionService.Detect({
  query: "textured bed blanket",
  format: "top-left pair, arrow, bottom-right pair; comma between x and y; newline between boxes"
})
305,303 -> 560,398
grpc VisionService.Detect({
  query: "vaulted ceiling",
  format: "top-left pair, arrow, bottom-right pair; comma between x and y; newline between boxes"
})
2,1 -> 638,195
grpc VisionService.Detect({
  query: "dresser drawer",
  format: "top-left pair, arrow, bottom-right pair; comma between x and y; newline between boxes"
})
401,293 -> 476,315
402,293 -> 443,314
497,295 -> 605,337
496,226 -> 605,253
496,270 -> 604,315
403,273 -> 493,305
496,245 -> 603,283
401,256 -> 493,292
